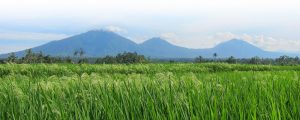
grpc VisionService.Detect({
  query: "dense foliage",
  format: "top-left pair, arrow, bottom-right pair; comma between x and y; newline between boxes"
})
195,55 -> 300,65
95,52 -> 148,64
0,49 -> 300,66
4,50 -> 148,64
6,49 -> 72,64
2,49 -> 300,65
0,63 -> 299,119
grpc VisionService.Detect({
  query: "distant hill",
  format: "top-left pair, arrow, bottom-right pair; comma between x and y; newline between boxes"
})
138,37 -> 198,58
2,30 -> 139,57
208,39 -> 283,58
0,30 -> 298,58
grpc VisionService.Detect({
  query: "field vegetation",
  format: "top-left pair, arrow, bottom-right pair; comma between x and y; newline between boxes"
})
0,63 -> 299,119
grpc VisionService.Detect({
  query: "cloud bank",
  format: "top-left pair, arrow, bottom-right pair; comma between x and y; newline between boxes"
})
0,0 -> 299,53
0,32 -> 69,41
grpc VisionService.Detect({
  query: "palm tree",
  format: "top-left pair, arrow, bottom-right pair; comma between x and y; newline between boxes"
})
213,53 -> 217,61
24,49 -> 33,63
79,48 -> 85,57
73,50 -> 79,57
73,48 -> 85,57
195,56 -> 205,63
7,52 -> 17,63
75,48 -> 86,64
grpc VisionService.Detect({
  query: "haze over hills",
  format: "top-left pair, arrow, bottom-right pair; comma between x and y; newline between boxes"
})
138,37 -> 198,58
208,40 -> 284,58
0,30 -> 297,58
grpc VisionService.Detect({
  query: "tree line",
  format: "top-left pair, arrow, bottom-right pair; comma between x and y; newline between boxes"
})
1,50 -> 300,65
0,49 -> 148,64
95,52 -> 148,64
195,53 -> 300,65
4,49 -> 73,64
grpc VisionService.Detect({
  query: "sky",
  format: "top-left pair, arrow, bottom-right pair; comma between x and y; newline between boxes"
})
0,0 -> 299,54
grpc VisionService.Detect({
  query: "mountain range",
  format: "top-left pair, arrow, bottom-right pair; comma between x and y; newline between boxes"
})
0,30 -> 298,58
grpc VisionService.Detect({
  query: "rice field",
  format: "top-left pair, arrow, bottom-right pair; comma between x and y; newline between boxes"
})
0,63 -> 299,119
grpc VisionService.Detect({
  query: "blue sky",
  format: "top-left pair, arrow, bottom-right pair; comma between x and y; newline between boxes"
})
0,0 -> 299,54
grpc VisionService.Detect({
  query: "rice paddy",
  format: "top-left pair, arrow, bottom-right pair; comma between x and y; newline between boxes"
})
0,63 -> 299,119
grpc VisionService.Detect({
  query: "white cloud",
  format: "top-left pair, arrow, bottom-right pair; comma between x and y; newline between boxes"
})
160,33 -> 177,39
156,32 -> 300,52
127,35 -> 151,44
0,0 -> 300,53
251,36 -> 300,52
0,31 -> 70,53
211,32 -> 236,41
160,32 -> 184,44
104,26 -> 127,33
209,32 -> 300,52
0,45 -> 35,54
0,32 -> 69,41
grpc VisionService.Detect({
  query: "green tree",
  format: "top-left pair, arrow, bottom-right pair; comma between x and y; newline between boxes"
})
78,58 -> 88,64
249,56 -> 261,64
37,51 -> 44,63
294,56 -> 300,64
23,49 -> 34,63
43,55 -> 52,63
65,57 -> 73,63
79,48 -> 85,57
73,48 -> 87,64
95,52 -> 147,64
0,59 -> 4,64
213,53 -> 218,61
275,55 -> 290,65
226,56 -> 237,64
116,52 -> 147,64
73,50 -> 79,57
195,56 -> 205,63
96,55 -> 117,64
7,52 -> 17,63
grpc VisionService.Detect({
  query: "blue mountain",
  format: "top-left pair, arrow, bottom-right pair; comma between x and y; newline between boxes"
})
0,30 -> 297,58
208,39 -> 283,58
3,30 -> 139,57
139,37 -> 197,58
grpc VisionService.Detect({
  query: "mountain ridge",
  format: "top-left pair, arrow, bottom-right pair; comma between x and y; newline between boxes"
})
0,30 -> 297,58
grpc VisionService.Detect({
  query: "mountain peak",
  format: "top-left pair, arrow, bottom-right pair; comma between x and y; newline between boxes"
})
212,39 -> 269,58
216,39 -> 257,48
84,29 -> 117,35
72,29 -> 127,43
223,39 -> 250,44
0,31 -> 289,58
141,37 -> 172,46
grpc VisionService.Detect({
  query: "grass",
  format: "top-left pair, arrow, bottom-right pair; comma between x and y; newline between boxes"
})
0,63 -> 299,119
